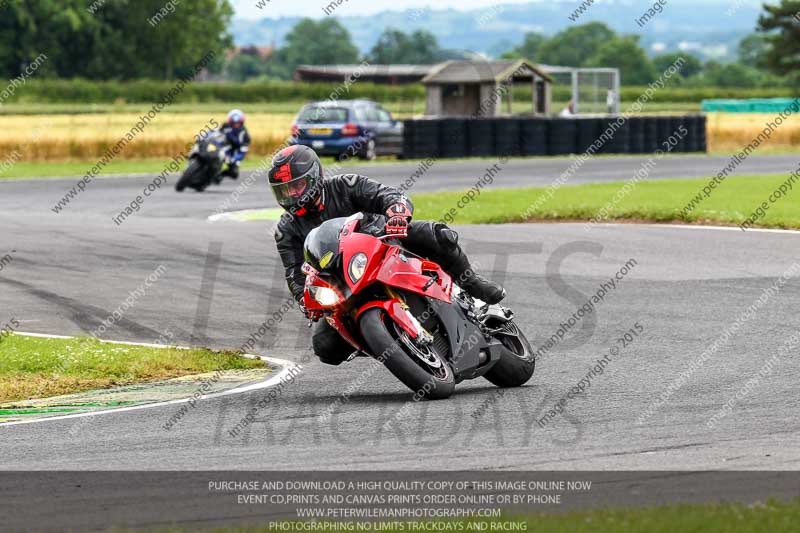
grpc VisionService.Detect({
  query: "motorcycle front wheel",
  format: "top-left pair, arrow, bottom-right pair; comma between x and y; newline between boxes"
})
175,159 -> 205,192
359,308 -> 455,400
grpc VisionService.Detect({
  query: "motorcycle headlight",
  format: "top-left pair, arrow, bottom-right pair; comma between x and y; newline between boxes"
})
348,253 -> 368,283
309,286 -> 341,306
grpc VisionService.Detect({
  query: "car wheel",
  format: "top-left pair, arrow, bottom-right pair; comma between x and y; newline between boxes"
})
359,139 -> 377,161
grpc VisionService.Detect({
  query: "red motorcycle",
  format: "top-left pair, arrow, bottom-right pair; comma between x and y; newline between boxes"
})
302,213 -> 535,399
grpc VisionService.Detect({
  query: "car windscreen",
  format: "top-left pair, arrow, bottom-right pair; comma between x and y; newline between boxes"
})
297,106 -> 349,124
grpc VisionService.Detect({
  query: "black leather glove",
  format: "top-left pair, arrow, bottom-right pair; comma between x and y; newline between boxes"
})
299,301 -> 322,322
385,202 -> 412,236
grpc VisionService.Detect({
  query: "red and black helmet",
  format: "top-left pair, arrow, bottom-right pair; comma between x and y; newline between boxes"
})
268,145 -> 323,216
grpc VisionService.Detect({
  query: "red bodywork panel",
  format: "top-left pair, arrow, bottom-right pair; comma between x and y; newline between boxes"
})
338,221 -> 452,304
356,299 -> 420,340
376,251 -> 452,304
303,217 -> 453,354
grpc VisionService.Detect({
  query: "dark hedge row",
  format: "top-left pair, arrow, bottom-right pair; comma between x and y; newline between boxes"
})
5,79 -> 796,104
6,79 -> 426,104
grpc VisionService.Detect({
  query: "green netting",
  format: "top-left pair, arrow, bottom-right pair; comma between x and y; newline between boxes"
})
702,98 -> 800,113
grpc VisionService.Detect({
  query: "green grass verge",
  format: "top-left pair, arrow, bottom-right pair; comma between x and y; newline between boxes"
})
0,158 -> 184,179
233,174 -> 799,231
410,174 -> 799,230
0,154 -> 350,179
0,334 -> 263,402
135,499 -> 800,533
0,154 -> 413,179
0,152 -> 729,180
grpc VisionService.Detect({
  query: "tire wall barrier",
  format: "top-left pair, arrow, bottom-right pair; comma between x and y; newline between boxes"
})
401,115 -> 707,159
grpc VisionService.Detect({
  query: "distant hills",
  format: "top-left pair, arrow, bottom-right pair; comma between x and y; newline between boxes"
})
232,0 -> 764,62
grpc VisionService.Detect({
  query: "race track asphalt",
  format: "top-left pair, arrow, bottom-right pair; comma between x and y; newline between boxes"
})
1,154 -> 799,472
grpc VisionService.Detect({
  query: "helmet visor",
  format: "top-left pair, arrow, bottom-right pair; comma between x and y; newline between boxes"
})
271,163 -> 321,210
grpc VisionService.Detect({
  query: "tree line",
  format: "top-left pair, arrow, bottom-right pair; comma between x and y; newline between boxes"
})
242,13 -> 798,89
2,0 -> 800,90
231,0 -> 800,89
499,22 -> 793,89
0,0 -> 232,80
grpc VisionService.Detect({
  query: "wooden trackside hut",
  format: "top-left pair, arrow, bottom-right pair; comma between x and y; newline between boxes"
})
421,59 -> 553,117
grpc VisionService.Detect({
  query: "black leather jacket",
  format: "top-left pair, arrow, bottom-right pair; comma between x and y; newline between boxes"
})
273,173 -> 413,302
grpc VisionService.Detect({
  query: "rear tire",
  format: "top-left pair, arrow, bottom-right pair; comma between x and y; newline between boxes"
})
175,160 -> 204,192
359,308 -> 455,400
483,321 -> 535,388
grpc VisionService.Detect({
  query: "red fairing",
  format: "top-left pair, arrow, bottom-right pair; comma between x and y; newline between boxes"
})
356,299 -> 421,339
376,250 -> 451,303
339,231 -> 387,292
302,269 -> 345,313
302,216 -> 452,355
325,314 -> 364,352
338,228 -> 451,303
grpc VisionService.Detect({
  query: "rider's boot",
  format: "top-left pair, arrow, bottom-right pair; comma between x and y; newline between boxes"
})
220,162 -> 239,180
446,252 -> 506,305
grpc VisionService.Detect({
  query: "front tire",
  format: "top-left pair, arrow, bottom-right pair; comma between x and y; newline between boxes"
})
359,308 -> 455,400
483,321 -> 535,388
175,160 -> 204,192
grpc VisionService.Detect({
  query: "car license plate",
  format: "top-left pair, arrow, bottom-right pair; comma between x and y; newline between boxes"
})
309,128 -> 332,135
312,140 -> 325,150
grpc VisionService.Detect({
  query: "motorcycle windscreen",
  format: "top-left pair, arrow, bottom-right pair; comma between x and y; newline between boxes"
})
199,130 -> 225,146
303,217 -> 348,272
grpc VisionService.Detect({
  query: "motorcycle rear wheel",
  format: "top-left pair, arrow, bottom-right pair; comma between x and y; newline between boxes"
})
359,308 -> 455,400
482,321 -> 535,388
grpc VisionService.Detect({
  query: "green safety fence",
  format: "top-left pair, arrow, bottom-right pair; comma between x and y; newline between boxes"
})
702,98 -> 800,113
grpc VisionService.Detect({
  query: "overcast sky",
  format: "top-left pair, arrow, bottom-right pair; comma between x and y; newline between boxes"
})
231,0 -> 539,19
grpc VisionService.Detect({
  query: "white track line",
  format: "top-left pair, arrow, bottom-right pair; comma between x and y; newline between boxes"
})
207,211 -> 248,223
207,208 -> 278,223
1,332 -> 301,427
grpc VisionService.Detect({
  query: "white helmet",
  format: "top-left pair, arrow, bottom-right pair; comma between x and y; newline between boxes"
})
227,109 -> 245,127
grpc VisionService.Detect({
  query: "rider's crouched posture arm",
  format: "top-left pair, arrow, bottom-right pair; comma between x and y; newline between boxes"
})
269,145 -> 505,365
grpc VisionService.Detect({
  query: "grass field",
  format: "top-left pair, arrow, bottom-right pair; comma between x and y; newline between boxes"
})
0,111 -> 292,162
0,100 -> 794,164
0,110 -> 792,164
706,112 -> 800,153
148,499 -> 800,533
0,334 -> 263,402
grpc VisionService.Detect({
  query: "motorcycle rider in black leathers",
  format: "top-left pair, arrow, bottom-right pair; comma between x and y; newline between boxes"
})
270,145 -> 505,366
219,109 -> 251,180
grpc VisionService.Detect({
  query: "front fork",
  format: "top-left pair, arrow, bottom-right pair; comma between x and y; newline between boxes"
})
355,288 -> 433,345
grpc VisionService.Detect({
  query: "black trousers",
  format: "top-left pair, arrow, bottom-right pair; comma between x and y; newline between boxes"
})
311,220 -> 463,365
221,161 -> 239,179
